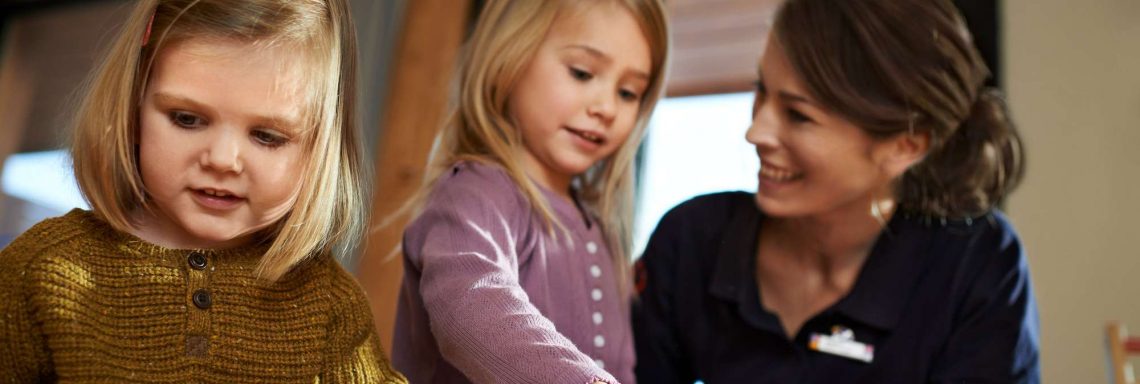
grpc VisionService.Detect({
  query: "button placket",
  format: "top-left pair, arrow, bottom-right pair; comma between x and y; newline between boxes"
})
584,236 -> 607,367
185,251 -> 213,357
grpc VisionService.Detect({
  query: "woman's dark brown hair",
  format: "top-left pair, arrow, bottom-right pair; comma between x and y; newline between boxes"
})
772,0 -> 1024,218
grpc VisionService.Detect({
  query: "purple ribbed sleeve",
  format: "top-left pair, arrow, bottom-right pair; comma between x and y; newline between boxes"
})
392,162 -> 634,384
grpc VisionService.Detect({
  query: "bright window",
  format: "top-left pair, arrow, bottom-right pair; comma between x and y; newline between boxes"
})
1,150 -> 88,213
634,92 -> 758,256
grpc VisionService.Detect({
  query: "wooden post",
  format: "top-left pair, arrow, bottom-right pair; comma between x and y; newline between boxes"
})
358,0 -> 473,353
1107,322 -> 1132,384
0,21 -> 35,220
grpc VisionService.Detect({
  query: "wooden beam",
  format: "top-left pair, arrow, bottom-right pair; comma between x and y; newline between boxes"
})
358,0 -> 473,353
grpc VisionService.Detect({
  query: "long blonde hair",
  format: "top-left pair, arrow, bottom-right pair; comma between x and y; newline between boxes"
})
402,0 -> 670,296
70,0 -> 365,281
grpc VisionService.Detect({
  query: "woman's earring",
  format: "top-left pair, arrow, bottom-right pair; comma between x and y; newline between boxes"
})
869,195 -> 897,229
870,199 -> 887,227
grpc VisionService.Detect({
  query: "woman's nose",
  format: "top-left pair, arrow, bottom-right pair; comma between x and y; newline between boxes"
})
745,102 -> 780,150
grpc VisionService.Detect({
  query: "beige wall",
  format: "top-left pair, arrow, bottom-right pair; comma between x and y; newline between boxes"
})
1004,0 -> 1140,382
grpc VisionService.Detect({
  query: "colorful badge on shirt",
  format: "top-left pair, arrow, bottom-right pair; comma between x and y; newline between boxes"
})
809,325 -> 874,363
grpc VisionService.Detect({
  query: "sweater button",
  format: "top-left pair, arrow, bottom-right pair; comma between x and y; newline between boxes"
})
586,241 -> 598,254
188,252 -> 207,270
591,288 -> 603,302
594,334 -> 606,348
192,289 -> 212,309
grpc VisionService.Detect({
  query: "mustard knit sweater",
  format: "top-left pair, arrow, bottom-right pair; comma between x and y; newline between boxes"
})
0,210 -> 407,383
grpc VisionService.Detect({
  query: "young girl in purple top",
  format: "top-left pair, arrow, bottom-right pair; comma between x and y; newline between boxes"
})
391,1 -> 669,383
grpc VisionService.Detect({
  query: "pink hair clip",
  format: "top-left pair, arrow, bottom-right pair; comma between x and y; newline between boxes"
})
142,11 -> 156,46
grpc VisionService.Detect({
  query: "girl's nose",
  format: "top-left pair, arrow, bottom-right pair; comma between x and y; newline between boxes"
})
587,89 -> 617,124
200,130 -> 243,174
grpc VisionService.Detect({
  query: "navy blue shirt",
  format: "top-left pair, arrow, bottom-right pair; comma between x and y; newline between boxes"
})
633,192 -> 1040,384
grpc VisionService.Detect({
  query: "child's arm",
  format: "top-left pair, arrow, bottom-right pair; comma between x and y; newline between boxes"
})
403,169 -> 619,384
321,261 -> 408,383
0,224 -> 58,380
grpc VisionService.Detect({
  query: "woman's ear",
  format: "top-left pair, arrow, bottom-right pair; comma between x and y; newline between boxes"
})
879,130 -> 931,179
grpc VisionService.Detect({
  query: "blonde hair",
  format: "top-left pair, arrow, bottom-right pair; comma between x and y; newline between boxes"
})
403,0 -> 670,297
70,0 -> 366,281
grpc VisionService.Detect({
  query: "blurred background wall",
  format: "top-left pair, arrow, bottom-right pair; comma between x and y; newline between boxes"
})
1005,0 -> 1140,382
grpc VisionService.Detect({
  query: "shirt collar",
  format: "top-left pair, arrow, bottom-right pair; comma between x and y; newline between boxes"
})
831,215 -> 934,330
708,203 -> 935,332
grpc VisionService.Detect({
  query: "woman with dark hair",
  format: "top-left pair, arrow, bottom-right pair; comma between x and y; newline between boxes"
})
632,0 -> 1040,382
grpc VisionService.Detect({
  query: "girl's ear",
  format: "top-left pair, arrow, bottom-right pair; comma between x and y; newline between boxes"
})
878,130 -> 931,179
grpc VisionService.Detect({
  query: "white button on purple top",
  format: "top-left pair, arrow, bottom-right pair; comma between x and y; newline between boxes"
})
586,241 -> 598,254
591,288 -> 603,301
593,311 -> 604,325
594,335 -> 606,348
590,264 -> 602,278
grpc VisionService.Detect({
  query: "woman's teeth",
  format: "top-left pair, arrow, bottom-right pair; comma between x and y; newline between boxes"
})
760,166 -> 801,181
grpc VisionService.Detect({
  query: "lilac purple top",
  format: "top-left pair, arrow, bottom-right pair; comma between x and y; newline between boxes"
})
392,162 -> 634,384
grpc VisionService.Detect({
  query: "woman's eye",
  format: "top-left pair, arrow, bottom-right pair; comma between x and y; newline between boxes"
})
169,111 -> 205,128
569,67 -> 593,81
252,130 -> 288,148
787,108 -> 814,124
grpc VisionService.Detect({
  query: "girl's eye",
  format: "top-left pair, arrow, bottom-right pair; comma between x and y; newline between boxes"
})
618,89 -> 641,102
169,111 -> 206,128
787,108 -> 814,124
252,130 -> 289,148
569,67 -> 593,81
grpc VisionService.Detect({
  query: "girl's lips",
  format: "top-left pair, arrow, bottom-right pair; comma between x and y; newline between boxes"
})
565,127 -> 605,145
191,189 -> 245,210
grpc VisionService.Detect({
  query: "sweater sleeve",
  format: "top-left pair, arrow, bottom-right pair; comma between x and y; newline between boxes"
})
0,218 -> 68,381
403,168 -> 617,384
321,260 -> 408,383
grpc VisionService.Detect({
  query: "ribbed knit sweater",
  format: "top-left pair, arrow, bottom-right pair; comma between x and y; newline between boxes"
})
0,209 -> 407,383
393,162 -> 633,384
